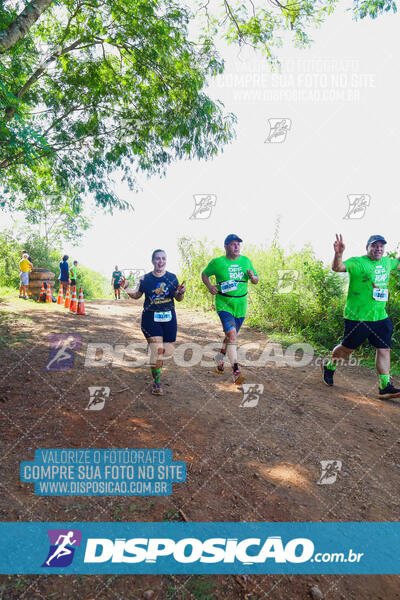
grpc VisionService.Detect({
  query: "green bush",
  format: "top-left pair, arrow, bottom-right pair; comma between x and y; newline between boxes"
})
74,265 -> 112,300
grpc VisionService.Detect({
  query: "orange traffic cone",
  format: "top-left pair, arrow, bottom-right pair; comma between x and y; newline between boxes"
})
69,287 -> 77,313
45,284 -> 52,303
77,287 -> 86,315
64,286 -> 71,309
39,282 -> 45,302
57,285 -> 64,305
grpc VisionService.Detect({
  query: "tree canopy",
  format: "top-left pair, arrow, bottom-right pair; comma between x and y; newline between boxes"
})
1,0 -> 236,213
0,0 -> 397,216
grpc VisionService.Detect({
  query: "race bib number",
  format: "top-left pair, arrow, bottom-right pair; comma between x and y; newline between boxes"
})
373,288 -> 388,302
154,311 -> 172,322
220,280 -> 238,294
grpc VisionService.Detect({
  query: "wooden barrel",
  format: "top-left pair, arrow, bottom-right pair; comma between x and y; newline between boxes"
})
28,268 -> 55,300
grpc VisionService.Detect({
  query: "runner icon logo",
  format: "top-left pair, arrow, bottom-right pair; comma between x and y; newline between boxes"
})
277,270 -> 299,294
86,386 -> 111,411
44,333 -> 81,372
189,194 -> 217,220
317,460 -> 342,485
240,384 -> 264,408
264,118 -> 291,143
343,194 -> 371,219
42,529 -> 82,567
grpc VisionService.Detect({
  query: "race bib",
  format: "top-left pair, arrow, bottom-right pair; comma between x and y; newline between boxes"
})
373,288 -> 388,302
154,311 -> 172,322
220,280 -> 238,294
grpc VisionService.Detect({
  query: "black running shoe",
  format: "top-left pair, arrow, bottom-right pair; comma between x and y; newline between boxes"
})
378,382 -> 400,399
321,360 -> 334,386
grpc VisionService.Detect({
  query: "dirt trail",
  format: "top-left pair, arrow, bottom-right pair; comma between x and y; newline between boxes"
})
1,298 -> 400,599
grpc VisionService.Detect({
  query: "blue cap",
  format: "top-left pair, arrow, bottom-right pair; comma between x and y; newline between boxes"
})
224,234 -> 243,245
367,235 -> 387,246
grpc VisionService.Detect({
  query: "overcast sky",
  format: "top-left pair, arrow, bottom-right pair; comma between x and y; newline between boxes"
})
8,1 -> 400,277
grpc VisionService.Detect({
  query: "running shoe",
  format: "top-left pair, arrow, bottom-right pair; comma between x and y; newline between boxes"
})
378,382 -> 400,399
321,360 -> 334,387
151,382 -> 163,396
233,369 -> 245,385
214,353 -> 225,375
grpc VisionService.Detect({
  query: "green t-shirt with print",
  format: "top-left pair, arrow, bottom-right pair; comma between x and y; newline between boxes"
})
202,255 -> 257,318
112,270 -> 122,284
343,255 -> 399,321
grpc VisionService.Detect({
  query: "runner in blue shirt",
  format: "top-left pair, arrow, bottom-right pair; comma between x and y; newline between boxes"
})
120,249 -> 185,396
59,255 -> 70,293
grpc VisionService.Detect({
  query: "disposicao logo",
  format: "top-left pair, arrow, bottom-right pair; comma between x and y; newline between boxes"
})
42,529 -> 82,567
83,536 -> 314,564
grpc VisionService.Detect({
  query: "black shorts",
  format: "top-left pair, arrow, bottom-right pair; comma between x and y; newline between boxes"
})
70,279 -> 76,287
114,283 -> 120,290
342,318 -> 393,350
141,309 -> 177,343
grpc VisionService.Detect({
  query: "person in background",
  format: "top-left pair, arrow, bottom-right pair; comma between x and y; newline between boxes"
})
59,255 -> 70,293
19,252 -> 32,299
70,260 -> 78,289
19,250 -> 28,298
112,265 -> 122,300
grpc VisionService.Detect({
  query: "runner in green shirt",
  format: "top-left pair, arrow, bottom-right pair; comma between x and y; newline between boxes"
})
202,234 -> 259,384
69,261 -> 78,289
322,234 -> 400,398
112,266 -> 122,300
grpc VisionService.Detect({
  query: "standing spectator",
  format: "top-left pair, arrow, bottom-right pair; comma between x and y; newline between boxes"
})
59,255 -> 70,293
111,265 -> 122,300
19,252 -> 32,299
70,260 -> 79,289
19,250 -> 28,297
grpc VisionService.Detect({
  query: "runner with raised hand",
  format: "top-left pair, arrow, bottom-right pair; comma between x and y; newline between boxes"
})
322,233 -> 400,398
120,249 -> 185,396
201,234 -> 259,385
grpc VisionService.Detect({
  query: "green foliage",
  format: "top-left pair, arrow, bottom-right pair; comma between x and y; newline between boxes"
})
199,0 -> 338,64
244,243 -> 345,350
386,250 -> 400,330
0,228 -> 110,299
0,0 -> 236,213
178,236 -> 222,311
353,0 -> 397,19
178,236 -> 346,351
0,228 -> 22,287
75,264 -> 112,300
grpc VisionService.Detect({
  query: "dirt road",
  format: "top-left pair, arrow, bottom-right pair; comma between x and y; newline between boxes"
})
1,298 -> 400,599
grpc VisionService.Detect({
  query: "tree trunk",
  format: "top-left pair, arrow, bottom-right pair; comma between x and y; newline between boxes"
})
0,0 -> 54,54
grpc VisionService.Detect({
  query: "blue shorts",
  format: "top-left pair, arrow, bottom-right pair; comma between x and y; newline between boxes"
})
218,311 -> 244,333
342,318 -> 393,349
141,309 -> 177,342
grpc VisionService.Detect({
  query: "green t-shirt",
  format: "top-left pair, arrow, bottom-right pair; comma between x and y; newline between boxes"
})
202,255 -> 257,318
112,270 -> 122,284
343,255 -> 399,321
70,265 -> 78,280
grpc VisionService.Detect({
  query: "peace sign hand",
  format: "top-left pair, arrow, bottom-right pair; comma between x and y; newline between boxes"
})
334,234 -> 345,255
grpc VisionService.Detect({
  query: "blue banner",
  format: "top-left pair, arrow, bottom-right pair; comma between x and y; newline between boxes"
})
20,449 -> 186,496
0,522 -> 399,574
